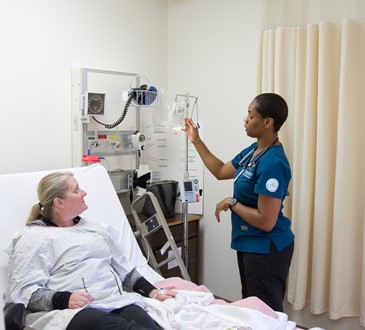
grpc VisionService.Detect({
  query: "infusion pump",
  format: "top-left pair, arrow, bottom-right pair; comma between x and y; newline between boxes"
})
179,179 -> 200,203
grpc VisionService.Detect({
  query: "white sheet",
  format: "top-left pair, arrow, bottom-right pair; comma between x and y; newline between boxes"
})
142,292 -> 296,330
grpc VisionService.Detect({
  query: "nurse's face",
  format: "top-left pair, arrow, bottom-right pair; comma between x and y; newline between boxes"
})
243,101 -> 266,138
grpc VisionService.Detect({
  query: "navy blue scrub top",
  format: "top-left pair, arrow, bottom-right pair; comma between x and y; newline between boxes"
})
230,142 -> 294,254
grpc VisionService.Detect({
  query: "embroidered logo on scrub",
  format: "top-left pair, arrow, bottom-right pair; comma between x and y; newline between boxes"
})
266,178 -> 279,192
242,169 -> 253,179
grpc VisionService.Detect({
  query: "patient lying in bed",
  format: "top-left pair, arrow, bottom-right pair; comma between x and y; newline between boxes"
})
5,171 -> 175,330
2,164 -> 301,330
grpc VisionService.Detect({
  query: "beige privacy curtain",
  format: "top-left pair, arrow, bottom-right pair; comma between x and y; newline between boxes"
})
257,20 -> 365,325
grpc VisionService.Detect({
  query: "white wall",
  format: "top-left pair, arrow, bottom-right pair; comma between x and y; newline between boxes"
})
0,0 -> 167,175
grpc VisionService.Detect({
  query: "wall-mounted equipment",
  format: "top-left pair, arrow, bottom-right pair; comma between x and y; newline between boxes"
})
91,77 -> 158,129
131,131 -> 146,151
87,93 -> 105,116
71,69 -> 161,171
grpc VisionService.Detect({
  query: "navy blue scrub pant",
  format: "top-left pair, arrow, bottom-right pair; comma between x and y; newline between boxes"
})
66,304 -> 162,330
236,241 -> 294,312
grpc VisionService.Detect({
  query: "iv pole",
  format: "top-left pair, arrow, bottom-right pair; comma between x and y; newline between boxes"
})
175,93 -> 198,269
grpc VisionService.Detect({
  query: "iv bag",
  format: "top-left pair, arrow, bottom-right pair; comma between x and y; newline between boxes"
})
168,101 -> 188,130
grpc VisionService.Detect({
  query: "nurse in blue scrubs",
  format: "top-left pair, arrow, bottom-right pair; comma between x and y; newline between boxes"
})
184,93 -> 294,312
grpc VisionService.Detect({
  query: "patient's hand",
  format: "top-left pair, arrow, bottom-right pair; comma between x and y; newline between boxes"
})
69,291 -> 94,309
149,288 -> 176,301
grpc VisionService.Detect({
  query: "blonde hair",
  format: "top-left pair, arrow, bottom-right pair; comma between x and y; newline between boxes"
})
26,172 -> 74,225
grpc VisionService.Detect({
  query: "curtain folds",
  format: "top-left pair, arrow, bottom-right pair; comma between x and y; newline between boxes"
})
258,19 -> 365,326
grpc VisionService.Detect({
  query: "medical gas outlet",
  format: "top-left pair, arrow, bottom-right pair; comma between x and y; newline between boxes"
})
86,130 -> 137,155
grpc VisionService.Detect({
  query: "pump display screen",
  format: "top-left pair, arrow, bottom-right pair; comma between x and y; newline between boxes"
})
184,181 -> 193,192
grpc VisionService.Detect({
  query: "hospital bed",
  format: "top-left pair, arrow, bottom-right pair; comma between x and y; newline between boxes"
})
0,164 -> 307,330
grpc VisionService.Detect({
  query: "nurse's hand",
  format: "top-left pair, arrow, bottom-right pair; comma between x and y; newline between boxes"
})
69,291 -> 94,309
215,197 -> 231,222
183,118 -> 200,144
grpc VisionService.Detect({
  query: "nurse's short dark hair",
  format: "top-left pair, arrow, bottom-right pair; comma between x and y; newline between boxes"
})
254,93 -> 288,132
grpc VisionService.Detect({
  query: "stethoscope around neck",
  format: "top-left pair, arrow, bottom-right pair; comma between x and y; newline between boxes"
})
234,138 -> 278,182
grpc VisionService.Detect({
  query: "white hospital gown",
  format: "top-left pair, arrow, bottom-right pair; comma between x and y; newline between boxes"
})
5,219 -> 146,329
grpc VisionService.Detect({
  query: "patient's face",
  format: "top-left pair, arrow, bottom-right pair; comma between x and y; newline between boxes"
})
61,176 -> 88,218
